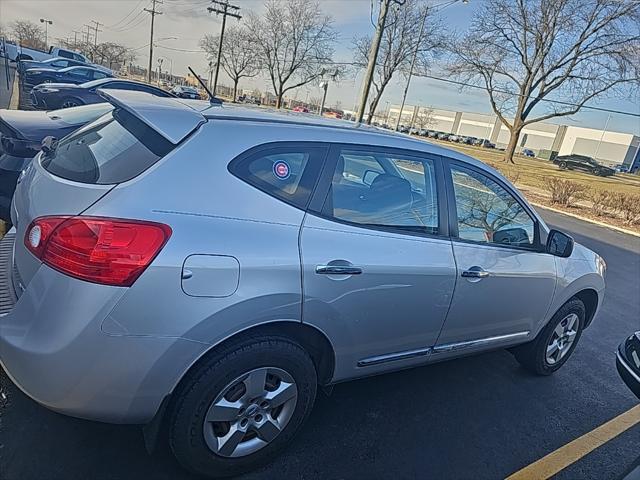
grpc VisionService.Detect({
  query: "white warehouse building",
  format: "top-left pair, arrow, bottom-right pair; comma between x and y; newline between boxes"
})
379,105 -> 640,170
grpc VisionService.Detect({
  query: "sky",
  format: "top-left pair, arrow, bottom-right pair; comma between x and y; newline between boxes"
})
1,0 -> 638,135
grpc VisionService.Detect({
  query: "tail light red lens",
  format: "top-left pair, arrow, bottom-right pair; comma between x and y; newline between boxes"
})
24,216 -> 172,287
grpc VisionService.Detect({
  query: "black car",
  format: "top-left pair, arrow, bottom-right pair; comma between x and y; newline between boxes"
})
553,154 -> 615,177
171,85 -> 202,99
617,332 -> 640,400
0,103 -> 114,225
30,78 -> 176,110
18,57 -> 90,76
23,65 -> 113,90
0,102 -> 113,157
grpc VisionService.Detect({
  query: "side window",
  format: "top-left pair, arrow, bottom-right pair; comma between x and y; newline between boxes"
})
73,54 -> 85,62
229,144 -> 327,209
69,68 -> 91,80
92,71 -> 109,80
51,60 -> 68,68
323,148 -> 439,234
57,50 -> 73,59
450,165 -> 535,247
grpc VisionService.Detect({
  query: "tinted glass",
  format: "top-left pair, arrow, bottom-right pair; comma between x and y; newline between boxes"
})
51,60 -> 68,68
93,71 -> 109,80
324,149 -> 438,234
41,109 -> 172,184
451,165 -> 534,246
229,144 -> 327,209
57,50 -> 73,59
68,68 -> 92,79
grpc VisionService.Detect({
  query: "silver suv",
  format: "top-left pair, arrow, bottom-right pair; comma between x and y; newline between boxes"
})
0,91 -> 606,478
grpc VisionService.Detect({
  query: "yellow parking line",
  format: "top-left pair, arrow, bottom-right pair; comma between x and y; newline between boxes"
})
506,404 -> 640,480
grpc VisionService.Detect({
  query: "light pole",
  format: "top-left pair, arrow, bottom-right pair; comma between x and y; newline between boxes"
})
157,57 -> 164,85
40,18 -> 53,47
394,0 -> 468,131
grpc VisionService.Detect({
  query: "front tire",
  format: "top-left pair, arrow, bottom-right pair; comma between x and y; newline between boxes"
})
512,298 -> 585,375
169,337 -> 318,478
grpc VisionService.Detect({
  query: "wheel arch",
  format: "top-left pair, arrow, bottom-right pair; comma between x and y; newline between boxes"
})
573,288 -> 599,328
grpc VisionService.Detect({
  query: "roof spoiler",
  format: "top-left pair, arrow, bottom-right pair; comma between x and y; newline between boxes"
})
97,88 -> 206,144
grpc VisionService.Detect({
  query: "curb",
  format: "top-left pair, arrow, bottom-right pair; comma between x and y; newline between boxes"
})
531,202 -> 640,238
8,69 -> 19,110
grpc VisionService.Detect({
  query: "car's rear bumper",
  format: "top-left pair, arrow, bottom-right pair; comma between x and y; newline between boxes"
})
0,231 -> 208,424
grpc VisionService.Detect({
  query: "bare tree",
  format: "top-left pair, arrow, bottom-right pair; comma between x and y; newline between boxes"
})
413,106 -> 435,129
448,0 -> 640,163
9,20 -> 46,50
200,25 -> 260,102
353,0 -> 443,124
247,0 -> 337,108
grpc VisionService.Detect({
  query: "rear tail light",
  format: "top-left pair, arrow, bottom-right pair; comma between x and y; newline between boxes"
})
24,216 -> 172,287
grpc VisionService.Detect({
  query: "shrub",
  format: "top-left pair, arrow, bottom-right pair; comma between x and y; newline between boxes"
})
590,190 -> 613,216
544,178 -> 587,206
617,194 -> 640,225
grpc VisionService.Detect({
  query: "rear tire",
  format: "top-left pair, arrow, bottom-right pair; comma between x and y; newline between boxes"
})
169,336 -> 317,478
60,97 -> 82,108
559,161 -> 568,170
512,298 -> 585,375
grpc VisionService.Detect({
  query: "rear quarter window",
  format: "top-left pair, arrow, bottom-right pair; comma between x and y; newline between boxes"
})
40,108 -> 173,184
228,143 -> 328,210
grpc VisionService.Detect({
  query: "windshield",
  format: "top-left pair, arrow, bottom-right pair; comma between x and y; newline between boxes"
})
47,103 -> 114,124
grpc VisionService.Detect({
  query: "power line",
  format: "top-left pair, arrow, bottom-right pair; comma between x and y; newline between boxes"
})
207,0 -> 241,95
144,0 -> 163,83
107,0 -> 146,28
109,8 -> 148,32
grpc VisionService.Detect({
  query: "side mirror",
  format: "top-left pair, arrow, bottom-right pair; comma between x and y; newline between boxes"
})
546,229 -> 574,257
362,169 -> 380,186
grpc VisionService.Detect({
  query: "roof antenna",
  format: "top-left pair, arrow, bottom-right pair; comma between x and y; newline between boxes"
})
188,66 -> 222,105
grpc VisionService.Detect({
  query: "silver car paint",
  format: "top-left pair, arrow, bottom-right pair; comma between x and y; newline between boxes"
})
0,96 -> 605,424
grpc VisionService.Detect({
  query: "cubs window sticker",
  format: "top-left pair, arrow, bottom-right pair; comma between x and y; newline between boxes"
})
273,160 -> 290,180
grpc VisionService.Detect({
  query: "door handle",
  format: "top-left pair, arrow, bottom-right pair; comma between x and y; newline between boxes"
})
315,265 -> 363,275
461,267 -> 489,279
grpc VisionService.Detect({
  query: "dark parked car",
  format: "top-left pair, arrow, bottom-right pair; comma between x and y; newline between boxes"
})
553,154 -> 615,177
481,139 -> 496,148
30,78 -> 176,110
617,332 -> 640,400
171,85 -> 202,99
18,57 -> 88,76
23,65 -> 113,90
522,148 -> 535,157
436,132 -> 450,140
0,102 -> 114,157
0,103 -> 115,225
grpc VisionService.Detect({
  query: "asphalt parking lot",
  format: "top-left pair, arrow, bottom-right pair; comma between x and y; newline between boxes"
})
1,207 -> 638,480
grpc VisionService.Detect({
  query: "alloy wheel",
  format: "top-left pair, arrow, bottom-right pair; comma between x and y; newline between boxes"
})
545,313 -> 579,365
203,367 -> 298,458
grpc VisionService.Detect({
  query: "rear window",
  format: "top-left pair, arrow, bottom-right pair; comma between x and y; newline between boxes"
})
41,108 -> 173,184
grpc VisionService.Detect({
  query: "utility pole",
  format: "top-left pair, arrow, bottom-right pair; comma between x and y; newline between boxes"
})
207,0 -> 241,96
90,20 -> 103,47
83,24 -> 92,44
355,0 -> 400,124
72,30 -> 80,48
318,69 -> 339,117
395,5 -> 429,132
145,0 -> 163,83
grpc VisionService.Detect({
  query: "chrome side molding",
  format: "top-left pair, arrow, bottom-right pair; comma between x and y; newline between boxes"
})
432,331 -> 530,354
357,331 -> 530,367
357,346 -> 432,367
